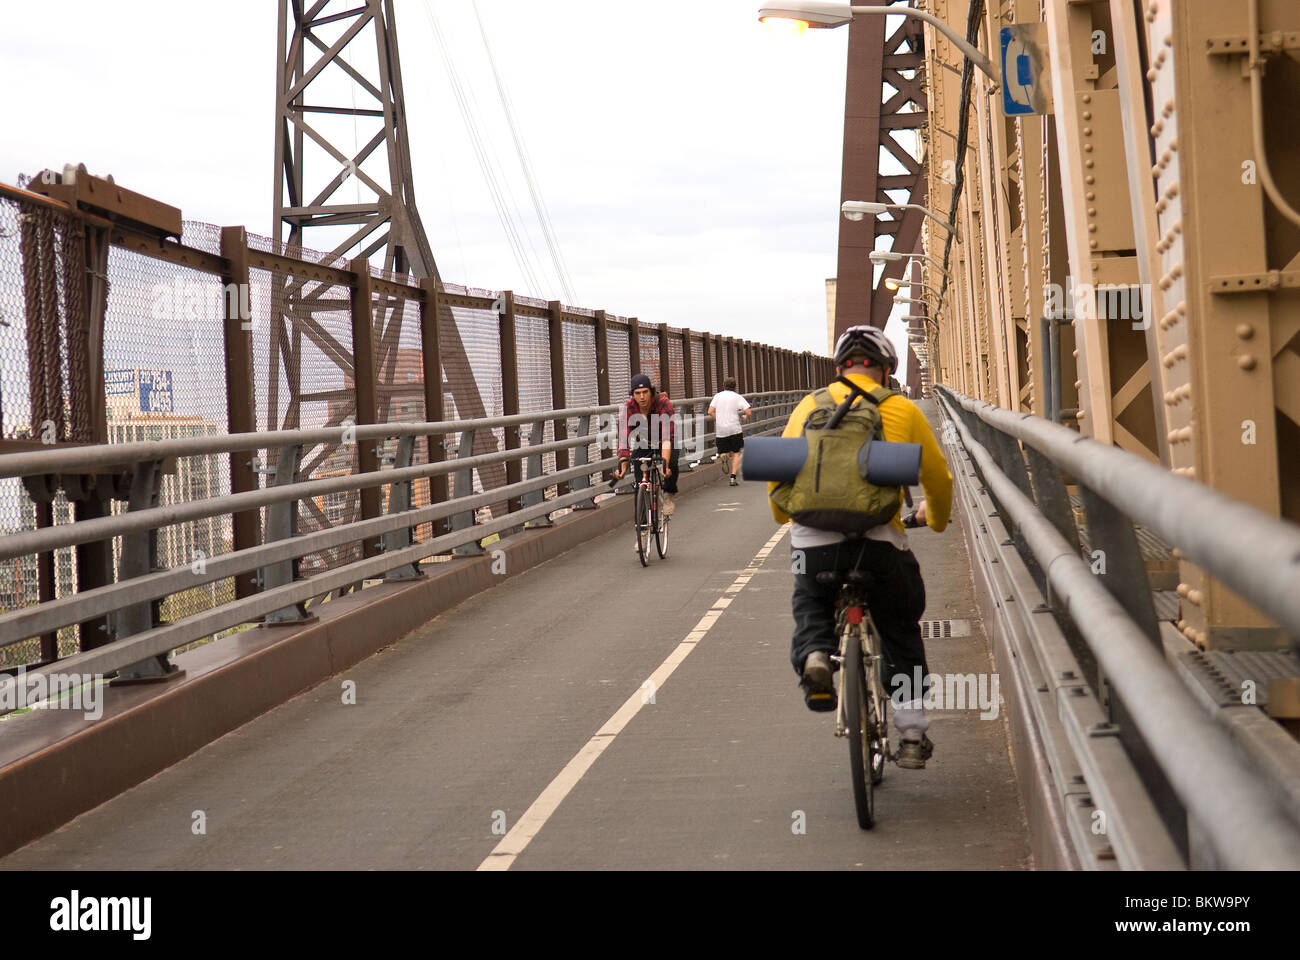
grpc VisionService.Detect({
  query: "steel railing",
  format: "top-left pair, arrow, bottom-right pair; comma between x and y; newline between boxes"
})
0,391 -> 802,700
935,384 -> 1300,870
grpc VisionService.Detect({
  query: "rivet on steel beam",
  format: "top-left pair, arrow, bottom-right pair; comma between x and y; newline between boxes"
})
1151,164 -> 1162,178
1075,410 -> 1086,422
1146,68 -> 1158,82
1236,323 -> 1254,339
1162,100 -> 1174,117
1083,111 -> 1093,120
1084,143 -> 1094,153
1177,583 -> 1190,597
1188,589 -> 1204,606
1172,546 -> 1184,559
1088,224 -> 1097,233
1086,191 -> 1096,201
1238,354 -> 1257,371
1083,127 -> 1093,137
1085,175 -> 1095,184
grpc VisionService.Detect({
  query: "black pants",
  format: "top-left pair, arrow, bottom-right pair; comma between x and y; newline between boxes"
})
629,447 -> 679,495
790,540 -> 928,685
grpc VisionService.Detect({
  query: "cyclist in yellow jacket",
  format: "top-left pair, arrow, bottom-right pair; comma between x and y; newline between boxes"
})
770,325 -> 952,769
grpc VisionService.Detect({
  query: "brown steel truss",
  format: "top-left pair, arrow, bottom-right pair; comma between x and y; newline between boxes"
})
834,0 -> 930,386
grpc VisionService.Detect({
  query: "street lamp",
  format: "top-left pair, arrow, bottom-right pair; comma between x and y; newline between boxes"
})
889,277 -> 945,299
843,200 -> 955,236
868,249 -> 951,279
758,2 -> 998,85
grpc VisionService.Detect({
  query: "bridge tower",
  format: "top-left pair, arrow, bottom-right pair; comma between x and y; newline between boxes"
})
832,1 -> 931,389
271,0 -> 492,435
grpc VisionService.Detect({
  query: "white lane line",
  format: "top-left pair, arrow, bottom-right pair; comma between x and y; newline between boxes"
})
477,523 -> 791,871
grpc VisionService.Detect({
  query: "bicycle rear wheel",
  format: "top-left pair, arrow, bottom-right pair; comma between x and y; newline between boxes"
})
634,485 -> 651,567
843,623 -> 875,829
654,485 -> 669,559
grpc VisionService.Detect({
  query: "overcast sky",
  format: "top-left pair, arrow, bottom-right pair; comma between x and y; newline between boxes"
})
1,0 -> 915,367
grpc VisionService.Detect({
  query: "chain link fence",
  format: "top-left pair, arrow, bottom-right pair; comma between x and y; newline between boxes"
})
0,186 -> 821,670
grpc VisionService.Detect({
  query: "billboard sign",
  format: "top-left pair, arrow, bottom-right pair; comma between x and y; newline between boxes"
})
105,369 -> 136,396
138,369 -> 174,413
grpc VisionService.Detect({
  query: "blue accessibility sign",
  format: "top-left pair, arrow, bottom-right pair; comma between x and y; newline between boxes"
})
1000,25 -> 1052,116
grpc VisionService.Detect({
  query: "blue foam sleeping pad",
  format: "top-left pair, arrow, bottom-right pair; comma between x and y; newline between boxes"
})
741,436 -> 922,487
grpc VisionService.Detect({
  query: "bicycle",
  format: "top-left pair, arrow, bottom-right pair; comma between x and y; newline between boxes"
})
610,454 -> 669,566
820,567 -> 891,830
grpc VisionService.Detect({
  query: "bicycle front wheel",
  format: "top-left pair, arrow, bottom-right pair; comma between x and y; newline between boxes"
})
654,486 -> 669,559
634,485 -> 651,566
843,624 -> 875,829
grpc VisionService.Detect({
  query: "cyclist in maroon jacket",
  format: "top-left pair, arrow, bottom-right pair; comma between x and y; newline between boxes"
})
614,373 -> 678,516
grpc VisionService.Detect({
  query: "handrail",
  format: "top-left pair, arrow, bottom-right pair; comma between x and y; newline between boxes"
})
935,385 -> 1300,636
0,396 -> 802,676
935,386 -> 1300,869
0,391 -> 795,481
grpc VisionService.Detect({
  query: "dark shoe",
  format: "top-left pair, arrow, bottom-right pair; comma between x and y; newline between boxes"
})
729,475 -> 738,486
896,734 -> 934,769
801,650 -> 836,712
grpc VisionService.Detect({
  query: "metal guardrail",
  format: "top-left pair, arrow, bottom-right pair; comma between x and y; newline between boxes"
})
0,391 -> 801,701
935,384 -> 1300,870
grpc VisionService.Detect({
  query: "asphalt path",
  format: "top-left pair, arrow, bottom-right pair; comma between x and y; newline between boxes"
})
2,424 -> 1031,870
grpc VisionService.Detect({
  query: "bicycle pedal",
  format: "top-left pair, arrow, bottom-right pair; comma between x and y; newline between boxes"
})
804,689 -> 837,713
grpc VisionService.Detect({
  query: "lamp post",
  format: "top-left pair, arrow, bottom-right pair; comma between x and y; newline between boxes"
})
758,2 -> 997,86
888,277 -> 945,299
843,200 -> 955,236
869,249 -> 951,280
892,294 -> 936,308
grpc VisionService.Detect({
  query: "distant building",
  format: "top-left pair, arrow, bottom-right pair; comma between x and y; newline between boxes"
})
0,494 -> 76,618
106,412 -> 227,575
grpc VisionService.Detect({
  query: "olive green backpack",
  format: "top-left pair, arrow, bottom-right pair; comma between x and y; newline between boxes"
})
771,378 -> 901,534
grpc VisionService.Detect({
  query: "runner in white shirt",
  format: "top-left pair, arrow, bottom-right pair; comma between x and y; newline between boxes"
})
708,378 -> 752,486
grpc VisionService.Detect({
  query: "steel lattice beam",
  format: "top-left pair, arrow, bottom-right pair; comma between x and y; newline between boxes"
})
834,2 -> 930,357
